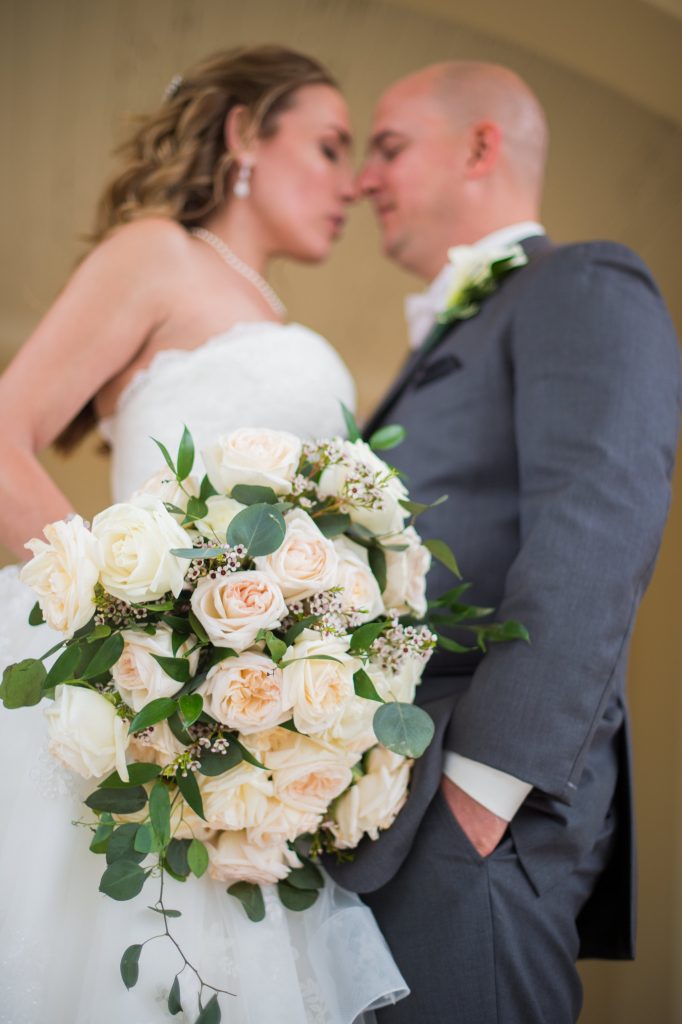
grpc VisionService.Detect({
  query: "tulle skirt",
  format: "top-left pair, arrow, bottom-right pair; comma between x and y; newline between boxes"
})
0,566 -> 408,1023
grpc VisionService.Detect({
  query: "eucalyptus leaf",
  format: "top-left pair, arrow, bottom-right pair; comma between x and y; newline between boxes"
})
81,633 -> 124,679
120,943 -> 142,989
198,746 -> 242,776
227,881 -> 265,922
368,424 -> 406,451
85,786 -> 148,815
129,697 -> 178,735
176,769 -> 206,819
277,880 -> 319,911
368,545 -> 387,592
170,546 -> 225,559
99,763 -> 162,788
134,823 -> 160,855
89,813 -> 115,854
286,859 -> 324,891
373,702 -> 435,758
150,655 -> 191,684
99,859 -> 148,901
188,838 -> 209,878
353,668 -> 385,703
176,425 -> 195,481
165,838 -> 191,878
231,484 -> 278,506
424,538 -> 461,579
106,824 -> 146,866
28,601 -> 45,626
0,659 -> 46,708
315,513 -> 351,538
168,974 -> 183,1015
186,496 -> 209,522
149,782 -> 172,848
195,992 -> 221,1024
340,401 -> 361,443
227,503 -> 286,558
148,905 -> 182,918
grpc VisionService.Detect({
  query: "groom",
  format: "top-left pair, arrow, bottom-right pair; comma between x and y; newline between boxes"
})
326,62 -> 681,1021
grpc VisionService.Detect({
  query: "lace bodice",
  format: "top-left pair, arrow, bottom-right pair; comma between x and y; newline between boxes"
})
99,322 -> 356,502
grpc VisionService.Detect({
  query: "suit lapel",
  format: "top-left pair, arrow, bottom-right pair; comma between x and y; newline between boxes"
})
363,234 -> 553,438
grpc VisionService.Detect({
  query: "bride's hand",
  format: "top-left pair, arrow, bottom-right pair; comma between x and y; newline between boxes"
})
439,775 -> 507,857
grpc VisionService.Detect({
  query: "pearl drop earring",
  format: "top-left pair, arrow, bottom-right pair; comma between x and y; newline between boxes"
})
234,160 -> 253,199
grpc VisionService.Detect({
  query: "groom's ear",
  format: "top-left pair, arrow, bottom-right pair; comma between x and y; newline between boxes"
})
465,121 -> 502,179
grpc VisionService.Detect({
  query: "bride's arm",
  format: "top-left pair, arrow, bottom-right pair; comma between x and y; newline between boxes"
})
0,219 -> 183,558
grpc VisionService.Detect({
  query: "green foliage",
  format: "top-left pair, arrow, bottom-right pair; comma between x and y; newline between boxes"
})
81,632 -> 124,679
340,402 -> 360,443
227,881 -> 265,922
150,655 -> 192,684
44,645 -> 81,687
99,859 -> 148,901
89,813 -> 115,854
165,838 -> 191,879
149,782 -> 172,848
85,786 -> 148,815
424,538 -> 461,579
368,545 -> 387,592
195,993 -> 221,1023
368,424 -> 406,451
262,630 -> 287,664
198,746 -> 242,776
168,975 -> 183,1015
231,484 -> 278,506
178,693 -> 203,729
353,668 -> 385,703
0,659 -> 46,708
315,513 -> 351,538
99,763 -> 161,788
277,880 -> 319,911
176,770 -> 205,819
286,859 -> 324,891
128,697 -> 178,735
373,702 -> 435,758
177,425 -> 195,482
152,437 -> 176,476
188,839 -> 209,878
28,601 -> 45,626
349,620 -> 388,655
106,824 -> 146,866
227,502 -> 286,557
120,943 -> 142,989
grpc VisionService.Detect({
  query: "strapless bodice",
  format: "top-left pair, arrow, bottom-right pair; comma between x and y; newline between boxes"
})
99,322 -> 356,501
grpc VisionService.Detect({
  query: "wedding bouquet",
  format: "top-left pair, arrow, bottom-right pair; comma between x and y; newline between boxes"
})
1,412 -> 525,1020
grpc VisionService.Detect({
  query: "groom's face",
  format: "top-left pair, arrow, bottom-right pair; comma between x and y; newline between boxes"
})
357,79 -> 471,280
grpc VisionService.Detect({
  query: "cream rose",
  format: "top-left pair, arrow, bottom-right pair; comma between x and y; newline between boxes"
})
45,684 -> 129,781
263,731 -> 353,814
198,651 -> 292,734
92,498 -> 189,603
247,797 -> 322,848
367,655 -> 424,705
190,570 -> 286,651
131,469 -> 199,512
126,720 -> 188,767
207,829 -> 301,886
321,695 -> 378,754
254,509 -> 338,602
331,746 -> 411,848
282,630 -> 360,735
111,625 -> 199,711
333,536 -> 385,624
203,427 -> 302,495
200,762 -> 273,830
382,527 -> 431,618
194,496 -> 246,541
317,439 -> 409,536
20,516 -> 100,637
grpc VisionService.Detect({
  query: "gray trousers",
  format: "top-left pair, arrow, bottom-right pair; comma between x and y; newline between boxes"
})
363,789 -> 615,1024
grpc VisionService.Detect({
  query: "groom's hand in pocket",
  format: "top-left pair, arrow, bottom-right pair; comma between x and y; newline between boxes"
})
440,775 -> 508,857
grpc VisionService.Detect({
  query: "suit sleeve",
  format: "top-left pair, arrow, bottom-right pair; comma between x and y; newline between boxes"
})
445,242 -> 681,802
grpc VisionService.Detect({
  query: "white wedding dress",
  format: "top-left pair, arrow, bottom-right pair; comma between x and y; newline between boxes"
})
0,322 -> 408,1024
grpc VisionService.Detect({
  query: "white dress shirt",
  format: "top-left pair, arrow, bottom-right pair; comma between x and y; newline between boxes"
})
404,222 -> 545,351
405,222 -> 545,820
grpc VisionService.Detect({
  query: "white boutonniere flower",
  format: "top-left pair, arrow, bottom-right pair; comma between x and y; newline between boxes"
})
438,243 -> 528,324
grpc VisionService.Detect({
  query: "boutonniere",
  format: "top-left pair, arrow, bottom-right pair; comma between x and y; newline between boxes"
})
437,243 -> 528,325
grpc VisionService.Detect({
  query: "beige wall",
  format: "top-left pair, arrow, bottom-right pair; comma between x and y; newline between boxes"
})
1,2 -> 681,1020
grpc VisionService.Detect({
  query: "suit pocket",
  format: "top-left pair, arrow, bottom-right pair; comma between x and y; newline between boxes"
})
413,353 -> 462,389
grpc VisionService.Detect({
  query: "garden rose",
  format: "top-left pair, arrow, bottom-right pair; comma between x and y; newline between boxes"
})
111,625 -> 199,711
190,570 -> 287,650
45,685 -> 129,781
255,509 -> 338,602
198,651 -> 292,734
203,427 -> 301,495
21,516 -> 100,637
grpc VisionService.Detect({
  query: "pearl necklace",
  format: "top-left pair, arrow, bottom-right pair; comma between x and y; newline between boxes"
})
189,227 -> 287,319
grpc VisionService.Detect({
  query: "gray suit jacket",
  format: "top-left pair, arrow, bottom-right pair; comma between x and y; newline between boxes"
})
326,236 -> 681,958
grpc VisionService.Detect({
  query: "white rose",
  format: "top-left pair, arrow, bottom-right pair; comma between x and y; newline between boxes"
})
282,630 -> 360,735
127,719 -> 188,767
111,625 -> 199,711
20,516 -> 100,637
247,798 -> 322,848
382,526 -> 431,618
200,762 -> 273,830
445,243 -> 527,309
190,570 -> 287,650
131,469 -> 199,511
92,498 -> 189,603
263,731 -> 353,814
198,651 -> 292,734
317,439 -> 409,536
45,684 -> 129,780
207,829 -> 301,886
367,655 -> 424,705
254,509 -> 338,602
333,536 -> 385,624
331,746 -> 411,847
203,427 -> 302,495
194,496 -> 246,541
321,695 -> 378,754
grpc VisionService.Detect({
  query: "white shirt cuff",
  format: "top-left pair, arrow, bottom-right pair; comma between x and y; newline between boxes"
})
442,752 -> 532,822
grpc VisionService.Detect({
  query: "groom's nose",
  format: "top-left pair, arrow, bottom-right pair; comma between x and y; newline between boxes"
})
354,159 -> 380,200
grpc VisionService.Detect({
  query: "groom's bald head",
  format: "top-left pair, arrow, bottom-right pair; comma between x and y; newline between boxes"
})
358,61 -> 549,279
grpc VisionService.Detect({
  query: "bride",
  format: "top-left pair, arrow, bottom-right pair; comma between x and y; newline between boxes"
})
0,45 -> 408,1023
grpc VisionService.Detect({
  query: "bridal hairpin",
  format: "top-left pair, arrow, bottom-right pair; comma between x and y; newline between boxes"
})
163,73 -> 183,101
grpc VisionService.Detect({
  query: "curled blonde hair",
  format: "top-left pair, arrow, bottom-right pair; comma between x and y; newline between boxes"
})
56,46 -> 337,451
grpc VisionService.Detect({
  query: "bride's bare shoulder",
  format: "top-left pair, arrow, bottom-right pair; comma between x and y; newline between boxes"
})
93,217 -> 192,267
